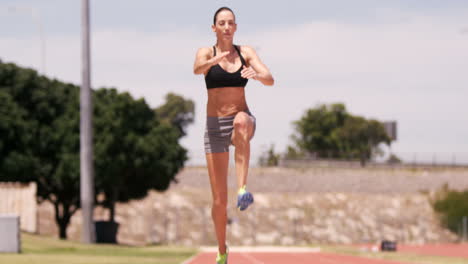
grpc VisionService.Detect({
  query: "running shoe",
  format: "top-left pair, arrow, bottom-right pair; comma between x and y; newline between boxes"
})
216,246 -> 229,264
237,185 -> 254,211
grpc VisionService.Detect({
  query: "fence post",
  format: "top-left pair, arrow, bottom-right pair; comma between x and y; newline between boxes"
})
458,222 -> 461,241
463,216 -> 468,242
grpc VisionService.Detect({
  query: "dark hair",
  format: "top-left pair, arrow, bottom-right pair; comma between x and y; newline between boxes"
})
213,7 -> 235,25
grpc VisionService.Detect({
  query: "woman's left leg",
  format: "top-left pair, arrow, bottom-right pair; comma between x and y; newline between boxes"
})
231,111 -> 255,190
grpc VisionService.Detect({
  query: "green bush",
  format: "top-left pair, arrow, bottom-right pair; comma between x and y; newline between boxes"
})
433,187 -> 468,234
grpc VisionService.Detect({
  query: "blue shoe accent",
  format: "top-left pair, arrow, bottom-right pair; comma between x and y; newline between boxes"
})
237,186 -> 254,211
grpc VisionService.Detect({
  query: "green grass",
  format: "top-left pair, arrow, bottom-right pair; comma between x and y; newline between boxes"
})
2,233 -> 468,264
0,233 -> 197,264
320,244 -> 468,264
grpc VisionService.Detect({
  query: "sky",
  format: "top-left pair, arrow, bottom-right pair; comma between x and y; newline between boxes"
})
1,0 -> 467,165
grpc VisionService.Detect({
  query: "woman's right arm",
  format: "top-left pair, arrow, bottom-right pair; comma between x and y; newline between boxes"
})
193,47 -> 229,75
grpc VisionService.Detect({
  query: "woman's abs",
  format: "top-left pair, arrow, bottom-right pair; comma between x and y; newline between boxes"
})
207,87 -> 248,117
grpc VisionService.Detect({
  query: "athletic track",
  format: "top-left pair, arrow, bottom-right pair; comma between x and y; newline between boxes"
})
397,243 -> 468,258
183,247 -> 412,264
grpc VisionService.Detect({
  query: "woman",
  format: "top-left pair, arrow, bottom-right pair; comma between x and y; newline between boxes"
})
193,6 -> 274,264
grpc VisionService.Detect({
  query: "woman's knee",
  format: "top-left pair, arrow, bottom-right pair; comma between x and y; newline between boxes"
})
212,195 -> 227,209
232,113 -> 253,142
212,201 -> 227,219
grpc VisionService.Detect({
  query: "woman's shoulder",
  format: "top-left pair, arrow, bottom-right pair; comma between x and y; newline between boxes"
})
196,46 -> 214,57
237,45 -> 257,56
237,45 -> 255,52
237,45 -> 258,61
197,47 -> 213,59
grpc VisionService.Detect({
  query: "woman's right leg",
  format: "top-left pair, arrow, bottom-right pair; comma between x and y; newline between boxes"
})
206,152 -> 229,254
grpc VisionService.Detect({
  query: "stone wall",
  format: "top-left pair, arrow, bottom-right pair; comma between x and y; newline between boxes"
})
34,166 -> 467,245
0,182 -> 37,233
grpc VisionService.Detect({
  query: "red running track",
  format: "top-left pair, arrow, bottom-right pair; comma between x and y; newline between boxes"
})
184,252 -> 411,264
398,243 -> 468,258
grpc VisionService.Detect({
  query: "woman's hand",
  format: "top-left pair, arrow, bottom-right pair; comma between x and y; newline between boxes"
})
210,51 -> 230,66
193,48 -> 230,75
241,65 -> 257,80
241,46 -> 274,86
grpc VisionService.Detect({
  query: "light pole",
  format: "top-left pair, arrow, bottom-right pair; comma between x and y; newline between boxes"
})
81,0 -> 95,244
6,6 -> 46,75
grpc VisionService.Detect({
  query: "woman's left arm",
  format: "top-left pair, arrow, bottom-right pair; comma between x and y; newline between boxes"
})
240,46 -> 274,86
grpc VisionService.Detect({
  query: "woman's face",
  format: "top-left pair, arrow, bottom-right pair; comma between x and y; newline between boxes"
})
212,10 -> 237,41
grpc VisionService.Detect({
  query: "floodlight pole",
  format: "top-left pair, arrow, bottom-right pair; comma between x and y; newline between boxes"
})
80,0 -> 95,244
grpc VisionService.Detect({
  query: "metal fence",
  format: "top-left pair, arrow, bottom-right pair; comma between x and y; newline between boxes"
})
393,152 -> 468,167
459,216 -> 468,242
185,151 -> 468,168
278,152 -> 468,169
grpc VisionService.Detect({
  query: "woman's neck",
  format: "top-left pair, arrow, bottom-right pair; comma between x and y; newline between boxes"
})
215,40 -> 234,52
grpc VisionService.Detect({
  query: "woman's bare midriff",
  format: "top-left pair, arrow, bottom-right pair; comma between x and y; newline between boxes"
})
207,87 -> 248,117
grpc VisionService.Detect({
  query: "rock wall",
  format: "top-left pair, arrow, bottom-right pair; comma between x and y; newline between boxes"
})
35,166 -> 466,245
0,182 -> 37,233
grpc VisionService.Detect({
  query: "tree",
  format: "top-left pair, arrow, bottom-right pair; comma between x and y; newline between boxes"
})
433,186 -> 468,235
288,103 -> 392,165
336,116 -> 390,166
258,144 -> 280,167
0,61 -> 193,239
284,146 -> 306,160
155,92 -> 195,138
93,89 -> 189,222
289,103 -> 347,159
0,61 -> 81,238
387,153 -> 402,164
0,90 -> 34,180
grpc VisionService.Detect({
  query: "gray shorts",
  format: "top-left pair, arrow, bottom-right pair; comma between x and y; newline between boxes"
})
204,111 -> 256,154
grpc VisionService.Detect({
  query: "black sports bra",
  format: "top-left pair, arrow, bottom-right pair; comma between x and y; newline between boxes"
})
205,45 -> 248,89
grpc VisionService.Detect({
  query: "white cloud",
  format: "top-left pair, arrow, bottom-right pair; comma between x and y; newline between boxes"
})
1,12 -> 467,165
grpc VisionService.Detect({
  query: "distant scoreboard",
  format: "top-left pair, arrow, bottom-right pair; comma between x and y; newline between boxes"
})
383,121 -> 397,141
